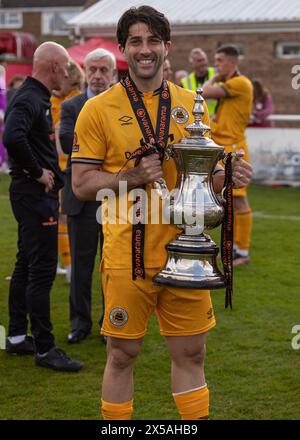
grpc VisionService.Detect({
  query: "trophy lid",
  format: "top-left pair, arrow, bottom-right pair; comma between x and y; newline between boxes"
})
184,88 -> 211,138
171,87 -> 223,151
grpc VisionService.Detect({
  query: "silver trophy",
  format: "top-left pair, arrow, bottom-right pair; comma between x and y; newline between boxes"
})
153,88 -> 226,289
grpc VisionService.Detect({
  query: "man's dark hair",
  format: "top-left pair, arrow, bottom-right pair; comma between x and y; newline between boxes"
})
117,5 -> 171,48
216,45 -> 239,58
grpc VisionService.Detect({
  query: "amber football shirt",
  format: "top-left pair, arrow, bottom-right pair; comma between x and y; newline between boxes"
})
211,75 -> 253,146
72,81 -> 210,270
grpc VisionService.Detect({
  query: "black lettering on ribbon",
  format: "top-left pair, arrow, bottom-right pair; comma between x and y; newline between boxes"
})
123,76 -> 171,280
221,152 -> 234,309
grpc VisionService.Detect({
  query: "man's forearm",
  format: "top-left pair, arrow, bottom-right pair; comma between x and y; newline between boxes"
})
202,75 -> 227,100
202,76 -> 217,96
72,167 -> 144,201
73,162 -> 228,201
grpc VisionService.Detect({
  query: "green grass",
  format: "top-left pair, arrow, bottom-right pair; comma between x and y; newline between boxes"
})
0,174 -> 300,420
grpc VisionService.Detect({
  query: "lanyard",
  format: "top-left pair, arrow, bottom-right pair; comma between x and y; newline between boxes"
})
221,152 -> 234,308
123,75 -> 171,147
123,76 -> 171,279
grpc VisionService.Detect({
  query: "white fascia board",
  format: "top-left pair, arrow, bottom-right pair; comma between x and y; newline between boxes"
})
72,21 -> 300,38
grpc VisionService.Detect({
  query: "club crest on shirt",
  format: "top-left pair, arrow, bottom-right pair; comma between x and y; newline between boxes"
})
72,132 -> 79,153
109,307 -> 129,327
171,106 -> 189,124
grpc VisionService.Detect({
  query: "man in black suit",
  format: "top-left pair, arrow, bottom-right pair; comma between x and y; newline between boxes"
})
59,48 -> 117,343
4,42 -> 83,371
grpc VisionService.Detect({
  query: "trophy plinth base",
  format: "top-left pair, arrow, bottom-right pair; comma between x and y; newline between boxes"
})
153,234 -> 226,290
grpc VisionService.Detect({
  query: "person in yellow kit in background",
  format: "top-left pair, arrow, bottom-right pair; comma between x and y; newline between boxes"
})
51,60 -> 85,280
181,48 -> 217,116
203,45 -> 253,266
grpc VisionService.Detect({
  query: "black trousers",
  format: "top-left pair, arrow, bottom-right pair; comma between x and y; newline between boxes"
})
8,193 -> 58,353
68,202 -> 103,333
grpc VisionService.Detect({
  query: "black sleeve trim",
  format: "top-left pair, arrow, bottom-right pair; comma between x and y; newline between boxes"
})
71,158 -> 104,165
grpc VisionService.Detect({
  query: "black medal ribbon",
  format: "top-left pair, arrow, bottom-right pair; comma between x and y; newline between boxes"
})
123,76 -> 171,280
221,152 -> 234,309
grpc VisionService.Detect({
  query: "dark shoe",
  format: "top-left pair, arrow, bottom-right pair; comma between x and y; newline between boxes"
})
35,347 -> 83,372
233,253 -> 250,266
67,329 -> 90,344
101,335 -> 107,345
6,336 -> 35,355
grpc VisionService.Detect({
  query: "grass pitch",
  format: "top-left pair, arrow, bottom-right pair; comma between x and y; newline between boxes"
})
0,174 -> 299,420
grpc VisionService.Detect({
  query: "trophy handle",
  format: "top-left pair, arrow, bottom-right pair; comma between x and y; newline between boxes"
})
217,149 -> 240,205
153,178 -> 169,200
216,187 -> 226,206
152,145 -> 174,200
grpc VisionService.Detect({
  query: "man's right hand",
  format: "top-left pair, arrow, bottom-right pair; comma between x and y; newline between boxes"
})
135,153 -> 163,185
36,168 -> 55,192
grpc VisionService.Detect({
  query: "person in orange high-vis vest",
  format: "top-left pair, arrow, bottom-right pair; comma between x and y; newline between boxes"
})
203,45 -> 253,266
51,60 -> 85,280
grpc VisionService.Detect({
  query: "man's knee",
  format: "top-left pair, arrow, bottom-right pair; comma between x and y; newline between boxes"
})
108,339 -> 142,371
171,340 -> 206,368
183,343 -> 206,366
234,195 -> 250,211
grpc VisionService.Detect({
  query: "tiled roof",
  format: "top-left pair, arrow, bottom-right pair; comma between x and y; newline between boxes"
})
68,0 -> 300,27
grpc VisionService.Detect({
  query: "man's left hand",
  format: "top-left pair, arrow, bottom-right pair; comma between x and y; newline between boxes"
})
232,149 -> 252,188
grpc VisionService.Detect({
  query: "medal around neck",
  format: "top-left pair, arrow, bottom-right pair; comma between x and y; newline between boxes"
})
153,88 -> 227,289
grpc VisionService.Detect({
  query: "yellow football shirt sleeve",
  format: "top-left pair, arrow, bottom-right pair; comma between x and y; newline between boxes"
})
223,76 -> 247,98
71,98 -> 106,165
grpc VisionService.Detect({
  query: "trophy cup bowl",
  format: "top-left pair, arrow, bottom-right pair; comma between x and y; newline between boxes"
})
153,88 -> 227,289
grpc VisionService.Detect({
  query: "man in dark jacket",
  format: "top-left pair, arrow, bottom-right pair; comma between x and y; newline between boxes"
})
59,48 -> 116,343
3,41 -> 83,372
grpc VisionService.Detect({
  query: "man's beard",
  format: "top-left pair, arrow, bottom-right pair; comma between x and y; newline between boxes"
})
129,56 -> 163,80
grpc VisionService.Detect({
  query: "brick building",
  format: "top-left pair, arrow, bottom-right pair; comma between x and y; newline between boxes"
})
68,0 -> 300,118
0,0 -> 98,44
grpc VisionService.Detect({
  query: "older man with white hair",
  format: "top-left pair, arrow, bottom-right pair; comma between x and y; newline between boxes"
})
59,48 -> 117,344
4,41 -> 83,372
181,47 -> 217,115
